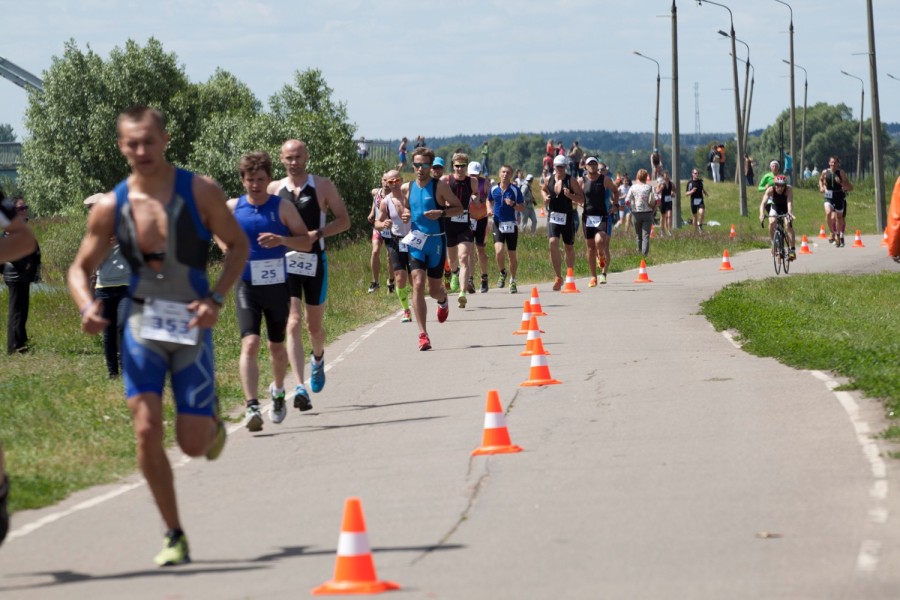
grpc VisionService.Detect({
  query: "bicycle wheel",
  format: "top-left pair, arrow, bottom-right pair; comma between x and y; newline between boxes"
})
773,230 -> 783,274
783,235 -> 791,274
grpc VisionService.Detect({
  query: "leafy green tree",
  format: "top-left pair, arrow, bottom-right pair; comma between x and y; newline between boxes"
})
0,124 -> 15,142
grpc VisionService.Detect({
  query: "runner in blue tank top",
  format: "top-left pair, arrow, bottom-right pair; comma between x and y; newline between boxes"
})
226,152 -> 312,432
68,106 -> 249,567
399,147 -> 464,350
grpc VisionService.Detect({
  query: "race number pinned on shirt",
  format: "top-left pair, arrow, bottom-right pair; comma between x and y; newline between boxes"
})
693,197 -> 702,206
140,299 -> 198,346
250,258 -> 286,285
451,211 -> 469,223
498,221 -> 516,233
380,229 -> 392,239
469,218 -> 478,231
585,215 -> 603,228
401,230 -> 427,251
664,196 -> 672,203
824,189 -> 833,199
549,211 -> 567,225
286,251 -> 318,277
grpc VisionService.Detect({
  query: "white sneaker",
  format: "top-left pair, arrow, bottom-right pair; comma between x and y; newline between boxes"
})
245,406 -> 263,432
269,383 -> 287,424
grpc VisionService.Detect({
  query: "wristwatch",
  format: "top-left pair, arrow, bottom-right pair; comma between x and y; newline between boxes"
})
207,291 -> 225,307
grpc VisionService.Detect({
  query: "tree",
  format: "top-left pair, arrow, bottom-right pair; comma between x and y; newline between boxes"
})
0,124 -> 15,142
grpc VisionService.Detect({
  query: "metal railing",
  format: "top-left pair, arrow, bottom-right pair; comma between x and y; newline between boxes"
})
0,142 -> 23,169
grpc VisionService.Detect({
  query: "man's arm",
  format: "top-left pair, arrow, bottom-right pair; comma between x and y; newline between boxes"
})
193,176 -> 250,328
841,172 -> 854,193
68,193 -> 117,334
267,179 -> 284,196
786,188 -> 794,216
259,199 -> 313,252
318,177 -> 351,239
436,181 -> 463,217
569,178 -> 585,207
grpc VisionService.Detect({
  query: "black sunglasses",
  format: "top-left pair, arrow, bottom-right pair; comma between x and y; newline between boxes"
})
412,163 -> 431,169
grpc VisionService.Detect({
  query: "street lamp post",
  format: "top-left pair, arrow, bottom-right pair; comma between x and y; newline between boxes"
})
721,31 -> 750,184
697,0 -> 747,216
841,70 -> 865,178
784,60 -> 808,179
633,51 -> 662,153
774,0 -> 796,183
671,1 -> 682,230
735,56 -> 754,154
866,0 -> 885,231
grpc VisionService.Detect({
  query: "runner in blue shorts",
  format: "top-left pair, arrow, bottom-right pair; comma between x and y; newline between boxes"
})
68,106 -> 249,566
400,147 -> 464,350
488,165 -> 524,293
580,158 -> 619,286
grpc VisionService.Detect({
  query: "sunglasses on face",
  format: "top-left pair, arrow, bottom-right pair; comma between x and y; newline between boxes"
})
432,165 -> 444,170
412,163 -> 431,169
453,164 -> 467,168
386,178 -> 401,184
16,205 -> 27,211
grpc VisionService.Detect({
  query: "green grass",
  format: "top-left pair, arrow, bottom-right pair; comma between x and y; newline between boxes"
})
700,273 -> 900,438
0,179 -> 884,512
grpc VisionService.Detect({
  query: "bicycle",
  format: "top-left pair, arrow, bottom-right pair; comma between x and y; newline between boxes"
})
760,214 -> 792,275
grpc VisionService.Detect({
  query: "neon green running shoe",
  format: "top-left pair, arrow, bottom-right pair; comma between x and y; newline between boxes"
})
205,419 -> 227,461
154,531 -> 191,567
449,273 -> 460,293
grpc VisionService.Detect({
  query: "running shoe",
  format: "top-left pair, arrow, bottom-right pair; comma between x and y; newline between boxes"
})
205,419 -> 227,461
367,281 -> 379,294
509,281 -> 517,294
828,234 -> 836,245
480,274 -> 488,293
269,383 -> 286,424
450,272 -> 460,293
458,294 -> 467,309
294,385 -> 312,412
387,279 -> 395,294
838,235 -> 845,248
0,476 -> 9,545
599,273 -> 607,285
466,277 -> 476,294
553,277 -> 563,291
788,249 -> 797,261
245,405 -> 263,432
310,355 -> 326,393
437,301 -> 449,323
418,332 -> 432,351
154,530 -> 190,567
588,277 -> 597,288
497,271 -> 507,288
401,309 -> 412,323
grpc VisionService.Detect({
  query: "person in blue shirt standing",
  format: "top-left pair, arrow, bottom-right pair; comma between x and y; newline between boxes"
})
489,165 -> 524,293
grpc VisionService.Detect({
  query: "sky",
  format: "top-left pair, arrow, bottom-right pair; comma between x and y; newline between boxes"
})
1,0 -> 899,144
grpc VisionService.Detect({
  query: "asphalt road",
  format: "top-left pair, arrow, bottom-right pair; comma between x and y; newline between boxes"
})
1,234 -> 898,599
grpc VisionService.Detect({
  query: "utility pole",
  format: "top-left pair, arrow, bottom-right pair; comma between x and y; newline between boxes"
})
774,1 -> 796,183
866,0 -> 885,231
672,1 -> 682,229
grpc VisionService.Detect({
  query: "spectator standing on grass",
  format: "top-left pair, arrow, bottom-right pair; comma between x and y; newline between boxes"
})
650,148 -> 663,180
887,174 -> 900,262
4,197 -> 40,355
84,193 -> 132,378
708,144 -> 721,182
744,153 -> 755,187
568,141 -> 584,178
480,141 -> 490,177
626,169 -> 657,257
397,137 -> 408,171
357,137 -> 368,160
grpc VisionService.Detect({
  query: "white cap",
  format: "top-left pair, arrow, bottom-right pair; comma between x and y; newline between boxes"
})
585,157 -> 599,165
525,174 -> 534,181
553,155 -> 567,167
467,161 -> 482,175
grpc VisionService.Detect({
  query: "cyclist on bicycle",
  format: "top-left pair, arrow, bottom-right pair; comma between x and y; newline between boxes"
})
759,175 -> 796,260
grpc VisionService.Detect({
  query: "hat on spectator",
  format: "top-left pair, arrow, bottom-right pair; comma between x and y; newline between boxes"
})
585,157 -> 599,165
769,160 -> 780,169
525,174 -> 534,181
467,161 -> 482,175
553,155 -> 567,167
433,157 -> 445,168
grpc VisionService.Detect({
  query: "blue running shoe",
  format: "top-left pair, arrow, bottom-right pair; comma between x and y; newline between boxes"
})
293,385 -> 312,412
310,355 -> 325,393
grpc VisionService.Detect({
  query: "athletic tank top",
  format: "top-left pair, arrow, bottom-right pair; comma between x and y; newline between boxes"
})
278,175 -> 325,254
769,188 -> 789,214
448,176 -> 473,212
687,179 -> 704,199
114,168 -> 211,302
468,177 -> 489,219
385,193 -> 411,238
582,175 -> 608,216
409,179 -> 443,236
825,169 -> 846,201
547,174 -> 573,214
234,195 -> 290,283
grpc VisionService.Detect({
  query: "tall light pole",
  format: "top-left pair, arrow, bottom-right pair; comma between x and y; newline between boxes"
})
721,31 -> 750,184
841,70 -> 865,178
697,0 -> 747,216
774,0 -> 796,183
735,56 -> 754,151
785,60 -> 808,179
866,0 -> 886,231
671,1 -> 682,229
633,51 -> 661,153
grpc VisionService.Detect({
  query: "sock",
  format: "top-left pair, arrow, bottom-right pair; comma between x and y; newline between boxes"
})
167,528 -> 185,541
510,277 -> 516,283
273,386 -> 285,395
453,267 -> 460,275
501,269 -> 507,276
312,352 -> 324,364
439,297 -> 448,307
481,273 -> 488,280
397,285 -> 410,310
247,399 -> 259,408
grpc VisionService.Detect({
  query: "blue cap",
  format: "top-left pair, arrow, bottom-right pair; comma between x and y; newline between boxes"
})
433,157 -> 445,168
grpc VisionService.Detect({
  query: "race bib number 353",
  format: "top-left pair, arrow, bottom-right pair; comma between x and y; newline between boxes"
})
140,299 -> 198,346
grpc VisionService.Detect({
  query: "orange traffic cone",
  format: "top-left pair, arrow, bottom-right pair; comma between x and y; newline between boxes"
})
471,390 -> 523,456
529,287 -> 548,316
520,353 -> 562,387
513,300 -> 532,335
539,205 -> 546,218
312,498 -> 400,595
852,230 -> 865,248
560,267 -> 580,293
729,224 -> 736,238
881,228 -> 889,247
521,316 -> 550,356
633,260 -> 653,283
818,224 -> 828,239
799,235 -> 812,254
719,249 -> 734,271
